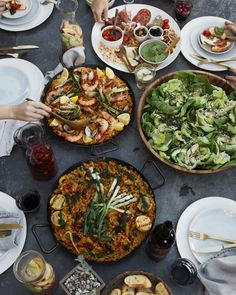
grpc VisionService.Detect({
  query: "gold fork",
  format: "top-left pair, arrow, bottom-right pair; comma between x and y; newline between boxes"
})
188,230 -> 236,244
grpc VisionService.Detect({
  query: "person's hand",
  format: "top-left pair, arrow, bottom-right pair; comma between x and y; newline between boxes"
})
0,1 -> 6,15
225,22 -> 236,35
10,100 -> 51,122
91,0 -> 108,23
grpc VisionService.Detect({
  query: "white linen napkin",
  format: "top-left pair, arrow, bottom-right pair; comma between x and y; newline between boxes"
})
198,248 -> 236,295
0,47 -> 85,157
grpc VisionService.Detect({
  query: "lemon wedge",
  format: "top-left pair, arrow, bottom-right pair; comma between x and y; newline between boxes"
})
105,67 -> 115,79
54,68 -> 69,88
60,95 -> 70,104
49,119 -> 59,127
50,194 -> 65,210
70,95 -> 78,103
114,122 -> 125,131
83,135 -> 93,143
26,259 -> 42,280
117,113 -> 130,125
96,67 -> 104,78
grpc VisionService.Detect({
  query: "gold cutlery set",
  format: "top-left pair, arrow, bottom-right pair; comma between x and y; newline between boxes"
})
0,224 -> 23,238
191,53 -> 236,71
188,230 -> 236,253
0,45 -> 39,58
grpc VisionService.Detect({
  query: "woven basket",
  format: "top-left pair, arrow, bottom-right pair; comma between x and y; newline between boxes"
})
137,70 -> 235,174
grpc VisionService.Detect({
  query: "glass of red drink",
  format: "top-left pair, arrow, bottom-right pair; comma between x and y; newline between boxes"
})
14,123 -> 57,181
174,0 -> 193,22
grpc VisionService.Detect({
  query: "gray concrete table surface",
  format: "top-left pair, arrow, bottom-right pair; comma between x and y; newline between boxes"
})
0,0 -> 236,294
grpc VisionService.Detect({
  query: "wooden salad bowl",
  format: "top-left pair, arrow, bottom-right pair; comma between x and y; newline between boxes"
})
137,70 -> 235,174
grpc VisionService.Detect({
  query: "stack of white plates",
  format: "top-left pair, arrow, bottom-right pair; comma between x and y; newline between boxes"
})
176,196 -> 236,266
0,0 -> 54,32
86,0 -> 116,9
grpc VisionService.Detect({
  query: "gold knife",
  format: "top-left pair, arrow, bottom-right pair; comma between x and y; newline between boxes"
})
0,224 -> 23,230
0,45 -> 39,51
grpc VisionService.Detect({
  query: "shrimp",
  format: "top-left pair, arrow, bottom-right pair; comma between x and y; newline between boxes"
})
77,96 -> 97,106
81,106 -> 95,114
95,118 -> 109,140
109,94 -> 127,103
64,130 -> 83,142
80,68 -> 99,91
100,111 -> 118,137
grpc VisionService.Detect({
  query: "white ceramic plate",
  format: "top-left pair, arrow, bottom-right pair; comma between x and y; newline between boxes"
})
0,0 -> 53,31
176,196 -> 236,267
0,58 -> 44,105
0,192 -> 27,274
190,20 -> 236,60
91,4 -> 181,73
188,206 -> 236,264
181,16 -> 236,71
2,0 -> 32,19
0,66 -> 30,105
0,0 -> 39,26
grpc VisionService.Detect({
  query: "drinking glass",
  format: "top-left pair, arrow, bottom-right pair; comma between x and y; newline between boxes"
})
170,258 -> 197,286
174,0 -> 193,22
13,250 -> 57,294
56,0 -> 83,52
134,64 -> 156,90
123,0 -> 134,4
14,123 -> 57,181
16,190 -> 41,213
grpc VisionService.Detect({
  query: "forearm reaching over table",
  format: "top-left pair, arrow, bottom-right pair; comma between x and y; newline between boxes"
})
225,22 -> 236,89
0,101 -> 51,122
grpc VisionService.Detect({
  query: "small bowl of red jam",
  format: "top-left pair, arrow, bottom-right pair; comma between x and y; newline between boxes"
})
101,25 -> 124,48
134,26 -> 148,42
148,26 -> 164,40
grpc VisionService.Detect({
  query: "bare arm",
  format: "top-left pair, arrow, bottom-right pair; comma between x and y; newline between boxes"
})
91,0 -> 108,23
0,101 -> 51,122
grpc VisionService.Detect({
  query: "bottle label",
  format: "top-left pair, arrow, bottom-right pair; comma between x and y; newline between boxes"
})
148,245 -> 170,260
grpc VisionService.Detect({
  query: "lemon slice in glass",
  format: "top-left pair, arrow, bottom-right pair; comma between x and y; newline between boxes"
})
117,113 -> 130,125
54,68 -> 69,89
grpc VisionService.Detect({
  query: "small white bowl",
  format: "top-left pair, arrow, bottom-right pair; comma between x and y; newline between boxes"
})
139,39 -> 169,65
134,26 -> 148,42
101,25 -> 124,49
148,26 -> 164,40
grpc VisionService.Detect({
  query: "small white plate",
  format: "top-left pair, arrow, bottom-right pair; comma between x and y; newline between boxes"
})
0,0 -> 39,26
176,196 -> 236,267
0,58 -> 44,105
189,207 -> 236,264
0,0 -> 53,32
190,21 -> 236,61
0,191 -> 27,274
2,0 -> 32,19
181,16 -> 236,71
91,4 -> 181,73
0,66 -> 30,105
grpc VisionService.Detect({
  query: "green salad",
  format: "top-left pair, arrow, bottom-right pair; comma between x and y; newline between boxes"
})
142,72 -> 236,170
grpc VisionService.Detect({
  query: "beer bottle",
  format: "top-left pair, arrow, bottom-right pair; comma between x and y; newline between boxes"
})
147,220 -> 175,261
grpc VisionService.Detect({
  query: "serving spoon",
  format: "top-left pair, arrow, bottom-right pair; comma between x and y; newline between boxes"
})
50,111 -> 91,130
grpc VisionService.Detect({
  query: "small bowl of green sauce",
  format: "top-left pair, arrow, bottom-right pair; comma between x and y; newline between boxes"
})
139,39 -> 169,65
